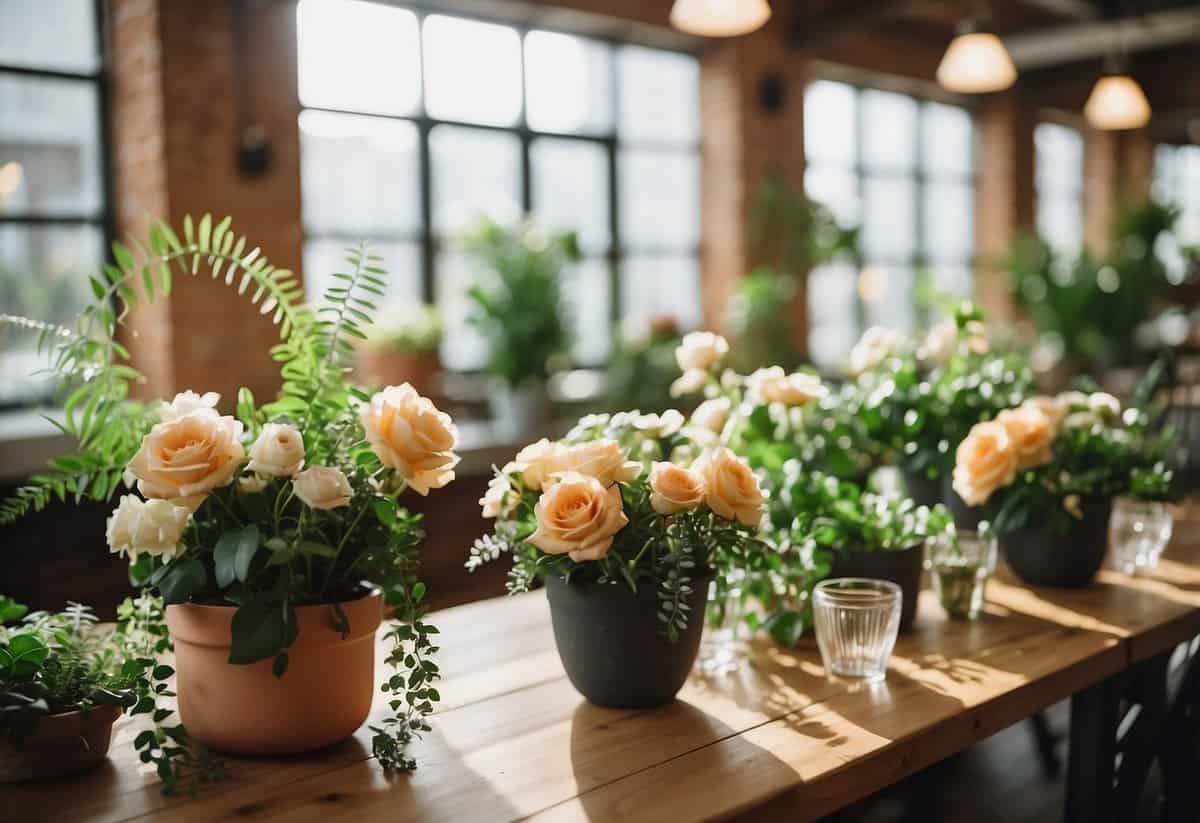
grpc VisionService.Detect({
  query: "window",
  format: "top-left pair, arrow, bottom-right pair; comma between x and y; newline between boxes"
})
1153,143 -> 1200,285
0,0 -> 109,407
803,79 -> 975,369
296,0 -> 701,370
1034,122 -> 1085,258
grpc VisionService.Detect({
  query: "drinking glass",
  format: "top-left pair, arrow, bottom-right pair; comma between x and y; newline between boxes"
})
927,530 -> 997,621
698,573 -> 748,675
812,578 -> 901,682
1110,498 -> 1173,576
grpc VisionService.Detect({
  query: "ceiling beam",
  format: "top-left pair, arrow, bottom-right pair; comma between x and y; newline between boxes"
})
1020,0 -> 1101,20
1004,6 -> 1200,69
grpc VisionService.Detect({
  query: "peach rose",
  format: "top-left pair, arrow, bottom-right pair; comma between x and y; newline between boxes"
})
292,465 -> 353,510
848,327 -> 901,376
556,439 -> 642,487
1023,395 -> 1066,429
106,495 -> 191,562
997,405 -> 1056,470
649,462 -> 706,516
529,472 -> 629,562
691,396 -> 732,434
512,438 -> 568,491
246,422 -> 306,478
695,447 -> 765,527
127,411 -> 245,500
160,390 -> 220,422
747,366 -> 827,406
670,368 -> 709,398
361,384 -> 460,496
675,331 -> 729,372
952,420 -> 1018,507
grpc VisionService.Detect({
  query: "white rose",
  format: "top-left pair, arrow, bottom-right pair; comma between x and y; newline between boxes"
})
160,390 -> 220,422
529,472 -> 629,563
361,384 -> 460,496
1088,392 -> 1121,421
292,466 -> 353,510
246,423 -> 306,478
694,447 -> 765,527
634,409 -> 685,439
691,397 -> 732,434
747,367 -> 826,406
555,439 -> 642,487
127,411 -> 245,500
952,420 -> 1018,507
649,462 -> 706,516
848,327 -> 902,376
106,495 -> 191,562
675,331 -> 729,372
480,468 -> 516,519
670,368 -> 709,398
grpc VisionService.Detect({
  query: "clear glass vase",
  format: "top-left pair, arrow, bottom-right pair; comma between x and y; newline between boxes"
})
697,574 -> 748,675
927,530 -> 997,621
1110,498 -> 1173,576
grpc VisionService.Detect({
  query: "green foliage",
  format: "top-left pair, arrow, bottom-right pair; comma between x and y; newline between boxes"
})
365,303 -> 442,354
462,217 -> 578,386
605,321 -> 684,414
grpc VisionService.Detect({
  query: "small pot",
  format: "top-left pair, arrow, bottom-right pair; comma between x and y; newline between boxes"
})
0,703 -> 121,782
899,469 -> 943,509
1001,498 -> 1113,588
489,379 -> 552,442
356,348 -> 441,400
545,571 -> 712,709
166,587 -> 383,755
829,544 -> 923,632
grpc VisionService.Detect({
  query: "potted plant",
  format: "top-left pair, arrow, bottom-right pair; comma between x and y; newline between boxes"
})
1,216 -> 456,770
0,595 -> 221,791
953,388 -> 1173,588
466,410 -> 766,708
357,302 -> 443,399
462,217 -> 578,440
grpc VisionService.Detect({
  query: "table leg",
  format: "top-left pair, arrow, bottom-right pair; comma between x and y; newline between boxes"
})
1066,673 -> 1122,823
1162,638 -> 1200,823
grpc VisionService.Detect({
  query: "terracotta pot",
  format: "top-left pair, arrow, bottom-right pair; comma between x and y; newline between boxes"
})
829,544 -> 924,632
166,588 -> 382,755
356,348 -> 441,399
0,703 -> 121,782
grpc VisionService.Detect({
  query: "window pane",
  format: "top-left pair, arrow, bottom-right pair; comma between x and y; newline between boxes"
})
424,15 -> 521,127
0,224 -> 101,405
861,176 -> 916,260
435,250 -> 488,371
531,138 -> 610,254
804,80 -> 856,168
563,258 -> 612,364
807,262 -> 858,371
1037,195 -> 1083,258
620,255 -> 701,337
619,149 -> 699,250
861,264 -> 915,333
429,125 -> 521,236
525,32 -> 612,135
303,239 -> 420,308
616,46 -> 699,146
299,111 -> 420,236
861,90 -> 916,173
297,0 -> 420,116
0,75 -> 102,217
1153,144 -> 1178,204
805,165 -> 860,225
929,263 -> 972,300
922,102 -> 973,178
923,181 -> 974,262
0,0 -> 97,73
1035,123 -> 1083,192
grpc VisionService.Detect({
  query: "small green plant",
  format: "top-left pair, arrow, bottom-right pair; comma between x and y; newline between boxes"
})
462,217 -> 578,387
364,303 -> 442,354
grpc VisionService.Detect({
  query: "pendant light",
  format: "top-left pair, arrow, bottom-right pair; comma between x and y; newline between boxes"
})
1085,54 -> 1151,131
937,14 -> 1017,94
669,0 -> 771,38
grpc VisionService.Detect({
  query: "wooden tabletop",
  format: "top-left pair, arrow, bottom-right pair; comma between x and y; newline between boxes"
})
12,537 -> 1200,823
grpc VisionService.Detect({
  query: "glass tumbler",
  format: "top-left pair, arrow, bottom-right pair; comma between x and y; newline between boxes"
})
1110,498 -> 1173,576
698,573 -> 748,675
927,530 -> 997,621
812,578 -> 902,682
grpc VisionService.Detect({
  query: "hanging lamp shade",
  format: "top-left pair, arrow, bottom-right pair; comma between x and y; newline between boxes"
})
669,0 -> 771,37
937,29 -> 1017,93
1085,73 -> 1151,130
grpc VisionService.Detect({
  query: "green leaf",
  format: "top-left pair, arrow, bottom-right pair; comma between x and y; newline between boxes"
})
296,541 -> 336,558
157,558 -> 207,604
214,525 -> 260,588
0,596 -> 28,624
228,599 -> 297,665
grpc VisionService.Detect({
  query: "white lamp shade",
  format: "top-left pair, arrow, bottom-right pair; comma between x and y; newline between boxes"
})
1084,74 -> 1151,131
670,0 -> 771,37
936,32 -> 1017,93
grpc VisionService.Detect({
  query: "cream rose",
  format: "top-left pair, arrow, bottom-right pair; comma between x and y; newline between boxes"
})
512,438 -> 567,491
293,465 -> 352,510
1023,395 -> 1066,429
246,423 -> 306,477
675,331 -> 729,373
555,439 -> 642,488
670,368 -> 709,398
848,327 -> 901,376
691,397 -> 732,434
479,466 -> 518,519
952,420 -> 1018,507
361,384 -> 460,496
1088,392 -> 1121,421
695,447 -> 765,527
528,472 -> 629,562
918,322 -> 957,364
106,495 -> 191,561
747,366 -> 826,406
238,474 -> 268,494
649,462 -> 706,516
634,409 -> 685,439
160,390 -> 220,421
964,320 -> 990,354
127,411 -> 245,500
997,405 -> 1056,470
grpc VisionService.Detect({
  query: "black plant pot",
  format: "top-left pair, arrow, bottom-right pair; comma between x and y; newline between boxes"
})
943,476 -> 986,530
829,544 -> 923,632
1001,498 -> 1113,588
544,571 -> 711,709
899,469 -> 944,509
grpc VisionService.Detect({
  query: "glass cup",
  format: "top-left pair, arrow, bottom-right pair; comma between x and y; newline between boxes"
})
812,578 -> 902,682
698,574 -> 748,675
927,530 -> 997,621
1110,498 -> 1173,576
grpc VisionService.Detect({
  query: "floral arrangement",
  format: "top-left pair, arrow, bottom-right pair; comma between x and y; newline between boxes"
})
1,216 -> 458,773
854,304 -> 1034,483
467,408 -> 767,641
953,388 -> 1174,534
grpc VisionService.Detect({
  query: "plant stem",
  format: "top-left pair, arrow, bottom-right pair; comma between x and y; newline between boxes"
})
320,502 -> 370,599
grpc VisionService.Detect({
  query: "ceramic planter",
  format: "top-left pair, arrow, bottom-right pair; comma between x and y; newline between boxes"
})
829,544 -> 923,632
1001,497 -> 1112,588
544,571 -> 712,709
489,379 -> 552,442
165,587 -> 382,755
356,348 -> 441,400
899,469 -> 943,509
0,704 -> 121,783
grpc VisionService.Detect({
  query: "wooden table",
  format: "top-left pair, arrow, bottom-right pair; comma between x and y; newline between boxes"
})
12,541 -> 1200,822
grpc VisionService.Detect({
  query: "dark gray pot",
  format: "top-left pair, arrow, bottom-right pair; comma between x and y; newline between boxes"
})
943,476 -> 986,530
900,469 -> 944,509
829,544 -> 923,632
544,571 -> 711,709
1001,498 -> 1112,588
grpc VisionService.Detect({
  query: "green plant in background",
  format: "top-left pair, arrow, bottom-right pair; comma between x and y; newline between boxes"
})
1008,197 -> 1182,373
605,317 -> 684,414
462,217 -> 579,387
364,303 -> 442,354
